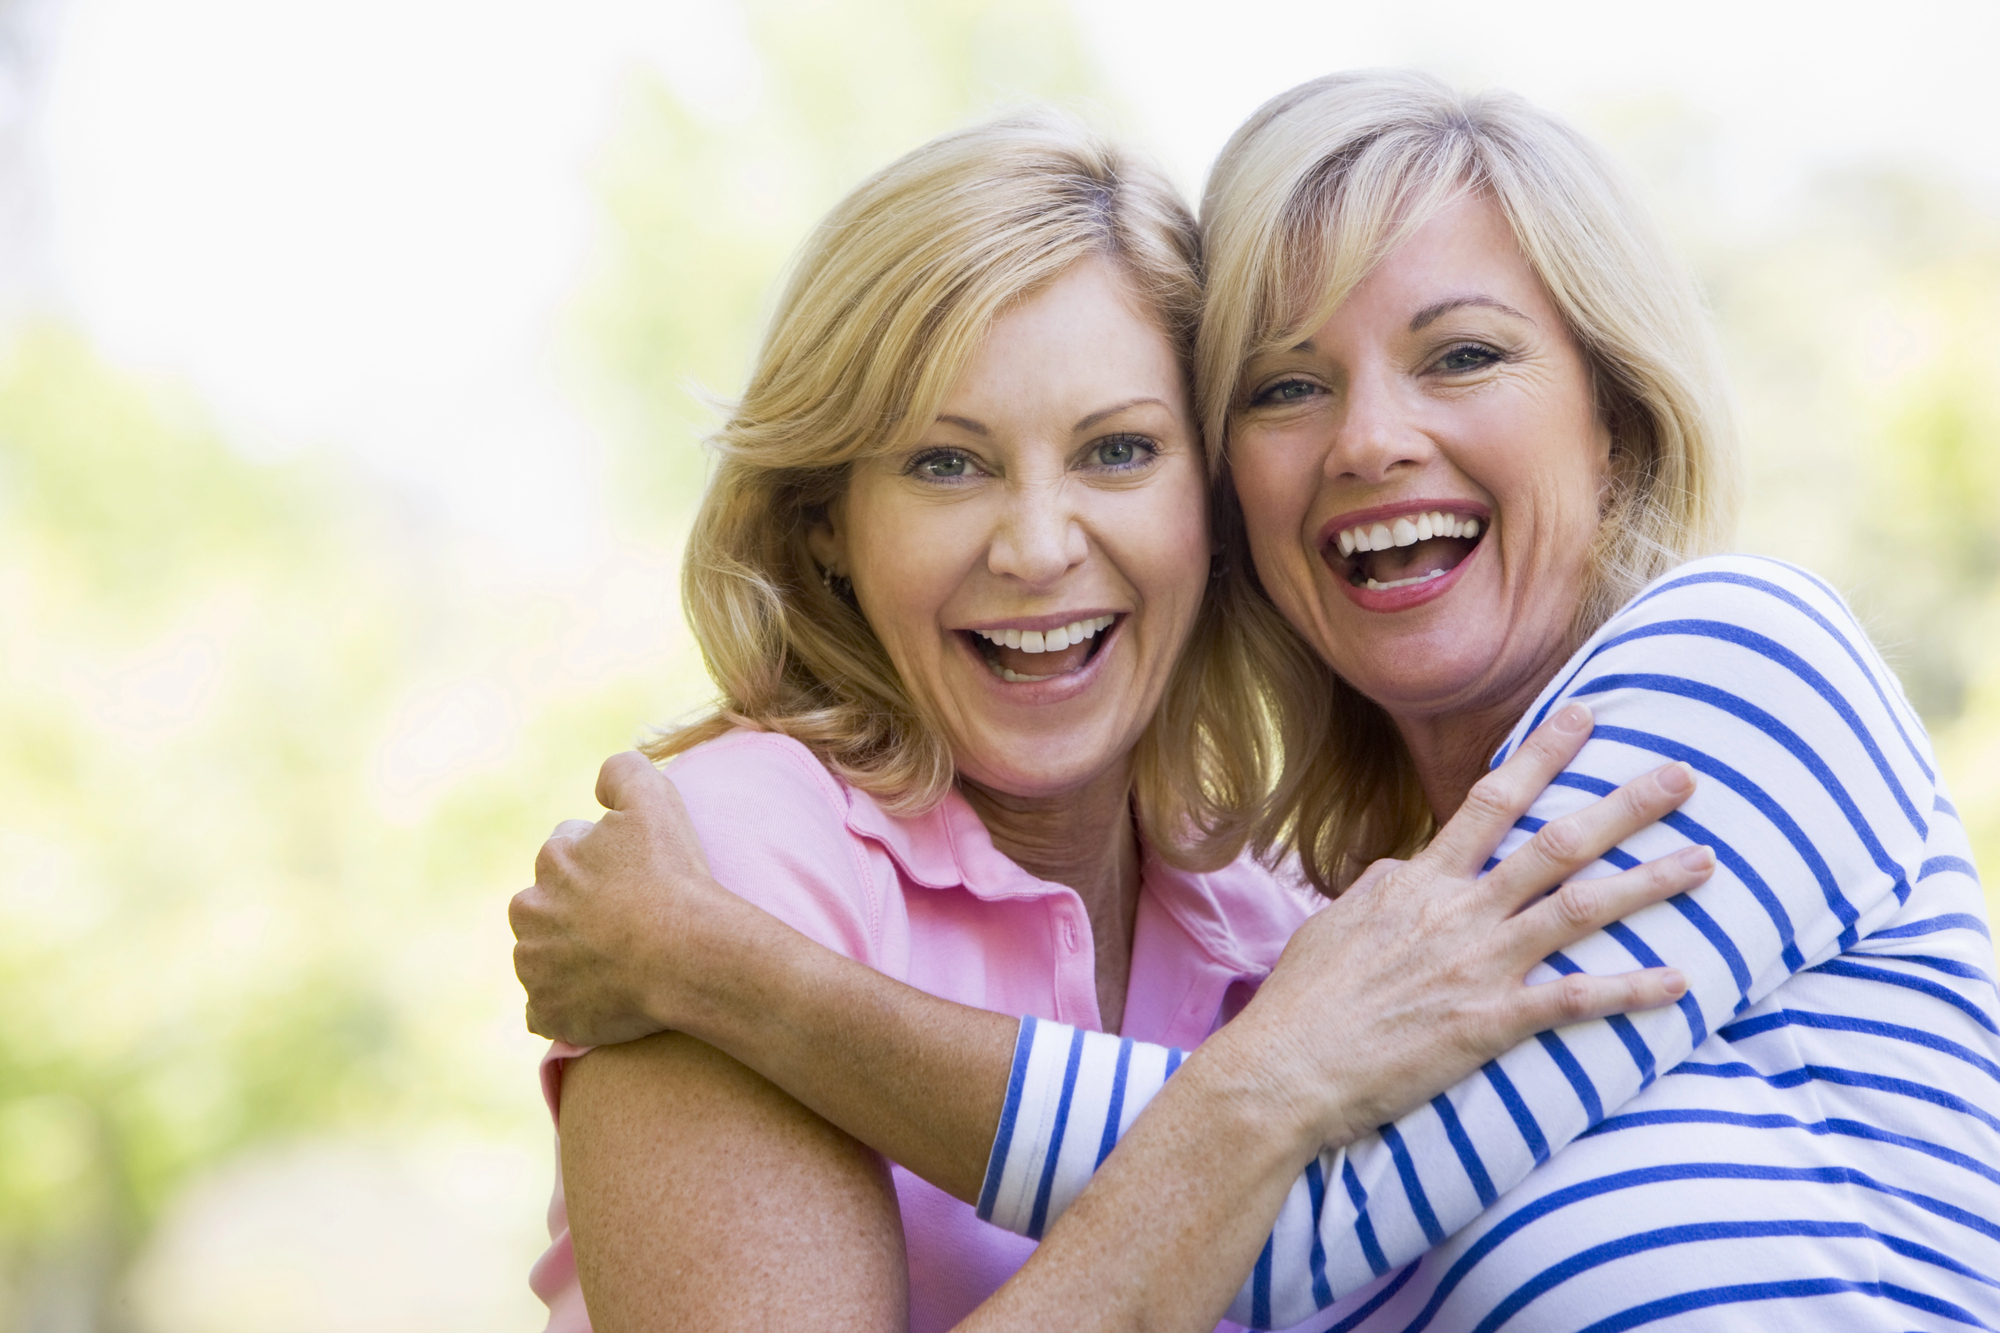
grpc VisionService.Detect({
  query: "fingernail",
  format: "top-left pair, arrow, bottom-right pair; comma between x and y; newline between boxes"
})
1662,969 -> 1687,998
1554,703 -> 1592,734
1676,844 -> 1715,872
1658,762 -> 1695,795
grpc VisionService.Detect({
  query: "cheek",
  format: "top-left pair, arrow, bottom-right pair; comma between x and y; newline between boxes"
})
1127,490 -> 1214,638
1229,443 -> 1319,593
845,512 -> 959,660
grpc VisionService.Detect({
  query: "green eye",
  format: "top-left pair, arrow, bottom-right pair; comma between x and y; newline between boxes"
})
906,449 -> 972,479
1091,435 -> 1153,468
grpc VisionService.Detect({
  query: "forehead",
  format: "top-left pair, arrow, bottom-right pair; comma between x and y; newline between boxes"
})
1303,193 -> 1554,338
939,258 -> 1184,414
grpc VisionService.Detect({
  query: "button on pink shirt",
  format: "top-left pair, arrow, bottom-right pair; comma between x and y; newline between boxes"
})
532,730 -> 1317,1333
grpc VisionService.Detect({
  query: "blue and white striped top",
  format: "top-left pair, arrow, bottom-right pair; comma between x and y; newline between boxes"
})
976,556 -> 1999,1332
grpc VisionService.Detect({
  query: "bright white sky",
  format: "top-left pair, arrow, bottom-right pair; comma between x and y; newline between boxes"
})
30,0 -> 2000,563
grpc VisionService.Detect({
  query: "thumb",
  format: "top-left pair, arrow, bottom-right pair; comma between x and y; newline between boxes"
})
596,749 -> 666,812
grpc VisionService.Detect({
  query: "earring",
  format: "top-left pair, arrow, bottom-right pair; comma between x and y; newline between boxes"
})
820,564 -> 852,600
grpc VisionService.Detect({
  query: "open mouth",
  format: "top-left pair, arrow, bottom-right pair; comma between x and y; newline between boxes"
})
964,614 -> 1118,683
1328,510 -> 1485,590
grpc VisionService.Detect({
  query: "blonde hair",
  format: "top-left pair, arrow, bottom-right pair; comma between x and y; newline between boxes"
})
1198,70 -> 1742,891
650,112 -> 1269,863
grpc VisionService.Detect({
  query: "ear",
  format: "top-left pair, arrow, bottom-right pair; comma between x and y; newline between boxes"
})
806,494 -> 849,577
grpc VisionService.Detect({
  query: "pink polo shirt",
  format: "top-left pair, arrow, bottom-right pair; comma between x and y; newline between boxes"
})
531,729 -> 1317,1333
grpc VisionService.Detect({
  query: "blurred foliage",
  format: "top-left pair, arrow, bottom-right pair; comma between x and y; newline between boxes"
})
0,0 -> 1106,1325
1,5 -> 1996,1329
1592,98 -> 2000,912
580,0 -> 1101,523
0,328 -> 671,1323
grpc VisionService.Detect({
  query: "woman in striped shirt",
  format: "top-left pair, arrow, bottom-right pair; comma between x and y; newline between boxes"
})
515,71 -> 1997,1331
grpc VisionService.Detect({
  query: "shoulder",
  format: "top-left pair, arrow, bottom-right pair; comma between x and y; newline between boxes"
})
664,727 -> 854,828
1599,554 -> 1871,652
1531,555 -> 1918,734
662,729 -> 887,955
1515,554 -> 1937,823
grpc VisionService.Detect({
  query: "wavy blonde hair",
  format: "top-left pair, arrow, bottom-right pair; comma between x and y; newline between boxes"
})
1197,71 -> 1742,892
649,112 -> 1271,864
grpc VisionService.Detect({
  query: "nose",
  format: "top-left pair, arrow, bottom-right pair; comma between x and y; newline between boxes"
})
986,477 -> 1088,588
1329,365 -> 1432,483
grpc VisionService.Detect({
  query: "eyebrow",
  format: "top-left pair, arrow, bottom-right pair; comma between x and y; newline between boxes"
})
1075,396 -> 1167,433
1409,295 -> 1534,332
935,396 -> 1168,437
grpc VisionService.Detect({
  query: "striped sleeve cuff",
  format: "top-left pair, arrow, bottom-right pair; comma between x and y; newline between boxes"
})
974,1015 -> 1184,1239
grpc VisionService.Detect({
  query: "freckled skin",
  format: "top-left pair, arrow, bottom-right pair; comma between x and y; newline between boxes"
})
1229,194 -> 1612,814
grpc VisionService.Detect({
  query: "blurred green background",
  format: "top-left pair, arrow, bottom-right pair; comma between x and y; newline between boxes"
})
2,0 -> 1995,1326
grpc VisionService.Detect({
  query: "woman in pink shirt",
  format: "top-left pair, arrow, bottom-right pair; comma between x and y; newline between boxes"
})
520,112 -> 1705,1333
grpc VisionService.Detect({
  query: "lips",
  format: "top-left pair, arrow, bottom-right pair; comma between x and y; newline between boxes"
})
1323,504 -> 1487,591
964,614 -> 1120,682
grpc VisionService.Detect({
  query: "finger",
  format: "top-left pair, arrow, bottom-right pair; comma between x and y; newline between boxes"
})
524,1001 -> 552,1039
1483,761 -> 1697,911
596,750 -> 665,812
1508,844 -> 1717,960
1425,702 -> 1594,874
533,831 -> 571,882
1343,856 -> 1403,899
507,886 -> 536,941
1513,964 -> 1689,1034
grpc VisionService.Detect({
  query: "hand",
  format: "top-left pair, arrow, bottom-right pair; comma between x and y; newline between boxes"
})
509,751 -> 729,1047
1214,702 -> 1712,1153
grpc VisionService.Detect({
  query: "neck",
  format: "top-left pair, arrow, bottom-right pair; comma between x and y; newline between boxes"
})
1394,657 -> 1574,821
960,762 -> 1142,1032
1396,704 -> 1521,820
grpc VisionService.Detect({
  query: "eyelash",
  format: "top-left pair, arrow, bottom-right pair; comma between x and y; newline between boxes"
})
1247,342 -> 1505,406
1088,434 -> 1160,470
1248,377 -> 1322,408
1436,342 -> 1505,373
902,447 -> 983,482
901,437 -> 1161,481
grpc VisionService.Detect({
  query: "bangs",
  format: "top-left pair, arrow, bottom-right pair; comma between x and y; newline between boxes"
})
1246,137 -> 1487,380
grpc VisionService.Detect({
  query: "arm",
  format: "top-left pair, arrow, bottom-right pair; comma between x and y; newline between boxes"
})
559,1031 -> 908,1331
514,701 -> 1698,1262
516,745 -> 1016,1205
984,557 -> 1948,1327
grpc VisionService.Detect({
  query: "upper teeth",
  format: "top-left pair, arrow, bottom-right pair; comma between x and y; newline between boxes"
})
973,615 -> 1115,654
1334,512 -> 1482,558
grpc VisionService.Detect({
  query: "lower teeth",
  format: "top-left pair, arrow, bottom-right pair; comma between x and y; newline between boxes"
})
1365,567 -> 1449,592
995,665 -> 1057,683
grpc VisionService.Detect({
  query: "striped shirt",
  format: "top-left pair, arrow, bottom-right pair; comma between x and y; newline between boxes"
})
976,555 -> 1999,1331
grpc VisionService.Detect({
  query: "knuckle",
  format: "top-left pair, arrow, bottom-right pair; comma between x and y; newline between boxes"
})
1462,775 -> 1519,823
1557,973 -> 1596,1020
1534,816 -> 1584,863
1555,878 -> 1600,929
1618,777 -> 1661,821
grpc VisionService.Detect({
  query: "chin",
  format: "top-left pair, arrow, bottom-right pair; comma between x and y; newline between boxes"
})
958,736 -> 1131,801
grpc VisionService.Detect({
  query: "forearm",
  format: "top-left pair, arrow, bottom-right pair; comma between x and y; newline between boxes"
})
962,1024 -> 1321,1333
661,878 -> 1015,1204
